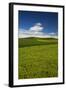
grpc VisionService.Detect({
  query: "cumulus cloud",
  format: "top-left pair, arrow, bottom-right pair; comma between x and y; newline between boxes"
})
29,23 -> 43,32
19,23 -> 44,38
18,23 -> 58,38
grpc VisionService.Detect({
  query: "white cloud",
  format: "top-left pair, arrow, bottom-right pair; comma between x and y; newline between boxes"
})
29,23 -> 43,32
19,23 -> 44,38
49,32 -> 56,35
18,23 -> 58,38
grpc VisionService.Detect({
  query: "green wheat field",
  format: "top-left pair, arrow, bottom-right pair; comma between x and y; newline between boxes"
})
18,37 -> 58,79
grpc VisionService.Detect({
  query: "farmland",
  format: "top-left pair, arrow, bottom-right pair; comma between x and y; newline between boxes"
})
18,37 -> 58,79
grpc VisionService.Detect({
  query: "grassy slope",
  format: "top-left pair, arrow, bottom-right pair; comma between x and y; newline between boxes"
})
19,37 -> 58,47
18,37 -> 58,79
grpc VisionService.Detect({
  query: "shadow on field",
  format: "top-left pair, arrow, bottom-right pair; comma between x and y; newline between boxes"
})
19,42 -> 58,48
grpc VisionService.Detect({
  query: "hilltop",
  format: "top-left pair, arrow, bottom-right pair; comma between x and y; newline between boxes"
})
19,37 -> 58,47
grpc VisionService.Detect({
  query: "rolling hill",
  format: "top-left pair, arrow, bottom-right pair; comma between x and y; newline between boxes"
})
18,37 -> 58,79
19,37 -> 58,47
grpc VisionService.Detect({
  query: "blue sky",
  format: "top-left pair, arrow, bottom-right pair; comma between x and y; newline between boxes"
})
18,10 -> 58,38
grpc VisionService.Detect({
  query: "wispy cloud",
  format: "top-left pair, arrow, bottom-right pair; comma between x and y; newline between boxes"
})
18,23 -> 58,38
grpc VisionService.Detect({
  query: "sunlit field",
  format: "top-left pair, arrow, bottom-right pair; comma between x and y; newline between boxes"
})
18,37 -> 58,79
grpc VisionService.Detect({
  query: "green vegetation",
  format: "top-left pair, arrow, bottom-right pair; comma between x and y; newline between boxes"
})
18,37 -> 58,79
